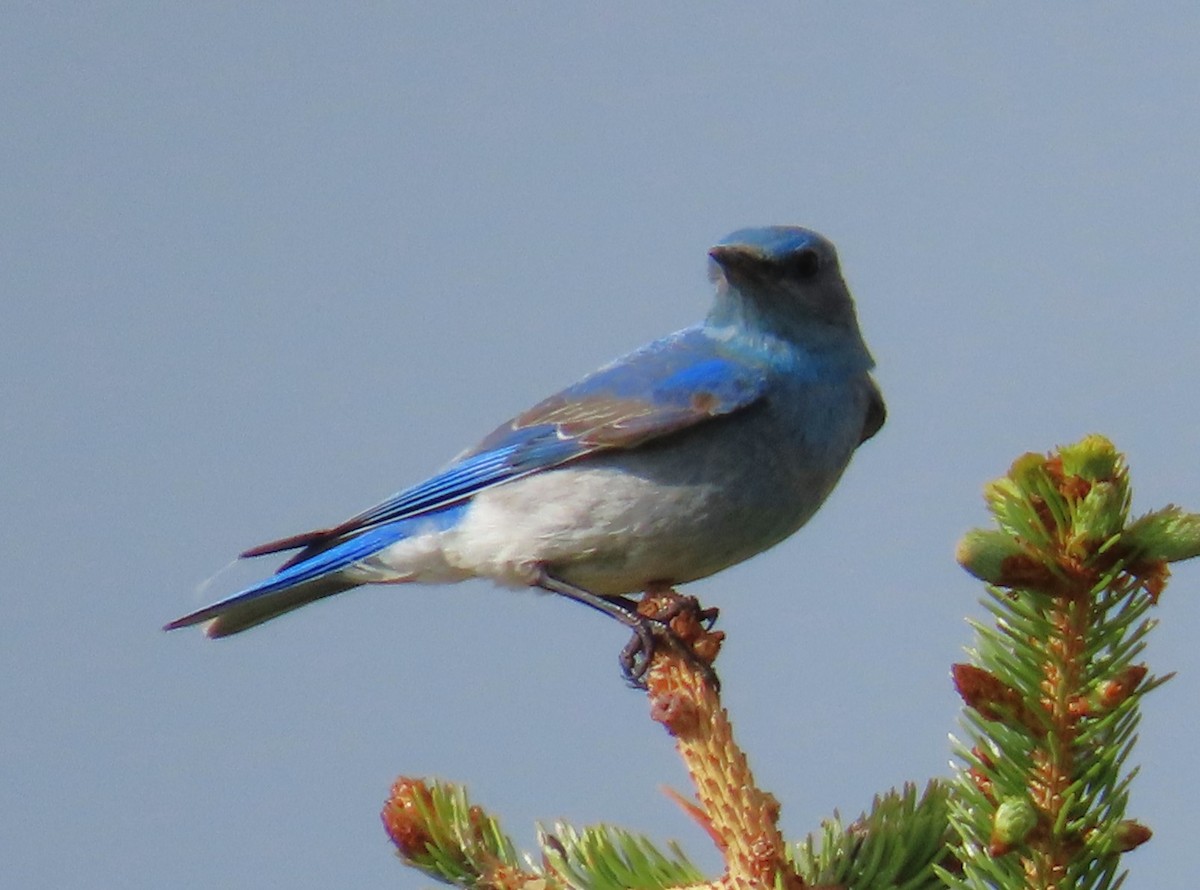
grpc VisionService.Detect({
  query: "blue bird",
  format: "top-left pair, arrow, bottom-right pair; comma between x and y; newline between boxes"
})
167,226 -> 885,681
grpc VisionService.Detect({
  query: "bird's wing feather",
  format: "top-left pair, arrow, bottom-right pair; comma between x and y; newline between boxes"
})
242,329 -> 767,564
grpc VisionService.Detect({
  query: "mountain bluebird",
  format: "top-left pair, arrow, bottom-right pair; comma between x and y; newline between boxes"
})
167,226 -> 885,681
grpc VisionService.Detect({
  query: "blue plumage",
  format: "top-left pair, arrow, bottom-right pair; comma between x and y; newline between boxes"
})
167,226 -> 884,656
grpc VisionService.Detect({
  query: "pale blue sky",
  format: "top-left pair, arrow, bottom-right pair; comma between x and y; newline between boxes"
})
4,5 -> 1199,888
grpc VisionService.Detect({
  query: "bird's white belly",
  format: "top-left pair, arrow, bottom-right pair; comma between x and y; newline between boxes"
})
440,465 -> 719,593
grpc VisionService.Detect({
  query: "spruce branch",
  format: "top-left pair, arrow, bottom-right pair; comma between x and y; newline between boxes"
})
637,590 -> 796,890
381,777 -> 530,889
948,434 -> 1195,889
790,782 -> 957,890
539,822 -> 704,890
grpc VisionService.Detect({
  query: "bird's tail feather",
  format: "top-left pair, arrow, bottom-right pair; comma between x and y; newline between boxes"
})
164,520 -> 415,636
188,575 -> 360,637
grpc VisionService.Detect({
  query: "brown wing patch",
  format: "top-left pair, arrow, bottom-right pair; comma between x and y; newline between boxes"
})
240,528 -> 335,559
689,390 -> 719,413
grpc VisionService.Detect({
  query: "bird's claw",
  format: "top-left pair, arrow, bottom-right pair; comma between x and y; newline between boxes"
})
533,569 -> 722,689
619,621 -> 658,688
618,591 -> 723,691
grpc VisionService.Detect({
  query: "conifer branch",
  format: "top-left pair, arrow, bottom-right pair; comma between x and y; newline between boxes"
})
948,435 -> 1195,888
638,590 -> 797,890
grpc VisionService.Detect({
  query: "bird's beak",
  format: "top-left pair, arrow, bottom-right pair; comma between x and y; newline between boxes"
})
707,244 -> 763,275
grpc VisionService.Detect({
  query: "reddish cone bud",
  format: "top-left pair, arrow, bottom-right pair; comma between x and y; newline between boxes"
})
953,664 -> 1044,736
1070,665 -> 1149,717
1099,665 -> 1149,709
381,777 -> 436,859
1113,819 -> 1153,853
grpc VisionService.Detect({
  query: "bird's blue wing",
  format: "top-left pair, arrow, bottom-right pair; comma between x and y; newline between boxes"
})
242,327 -> 767,566
478,338 -> 767,451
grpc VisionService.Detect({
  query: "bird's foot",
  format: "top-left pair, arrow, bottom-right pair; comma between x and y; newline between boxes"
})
533,569 -> 722,690
620,588 -> 724,691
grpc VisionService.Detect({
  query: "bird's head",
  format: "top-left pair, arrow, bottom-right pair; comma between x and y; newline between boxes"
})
706,226 -> 865,351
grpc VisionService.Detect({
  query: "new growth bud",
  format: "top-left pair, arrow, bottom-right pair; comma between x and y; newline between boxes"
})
990,796 -> 1038,856
1126,507 -> 1200,563
955,529 -> 1055,590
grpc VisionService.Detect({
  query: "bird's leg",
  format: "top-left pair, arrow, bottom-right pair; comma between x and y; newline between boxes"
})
535,569 -> 722,689
533,570 -> 662,687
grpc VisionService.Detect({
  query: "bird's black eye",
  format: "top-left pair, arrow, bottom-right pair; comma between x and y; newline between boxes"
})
784,248 -> 821,279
